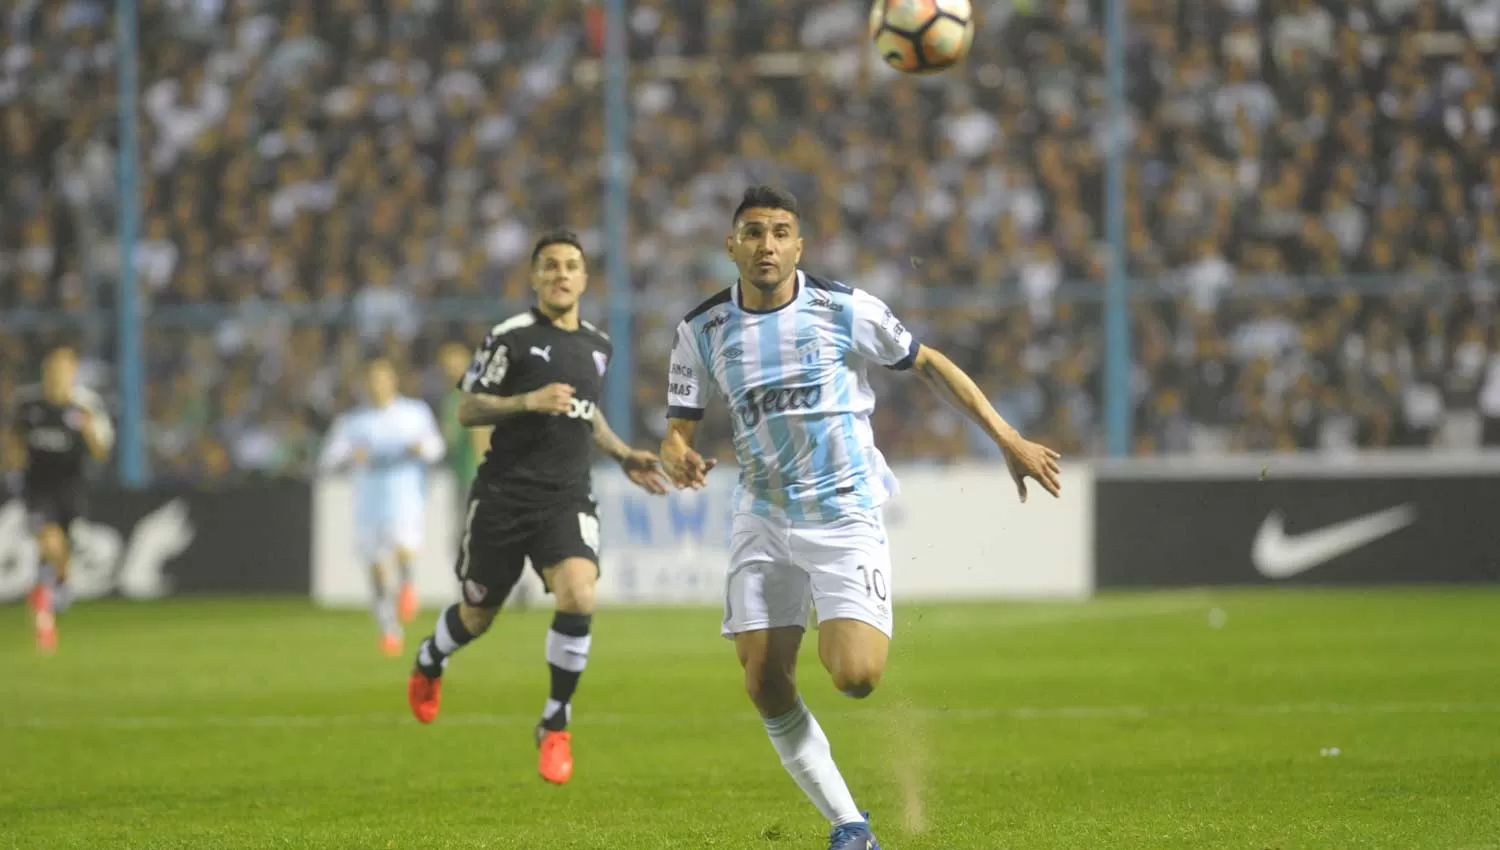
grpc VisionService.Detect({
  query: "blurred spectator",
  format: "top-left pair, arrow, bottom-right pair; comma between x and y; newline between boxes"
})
7,0 -> 1500,486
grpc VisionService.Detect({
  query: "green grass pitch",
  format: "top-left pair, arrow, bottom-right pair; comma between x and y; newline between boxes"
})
2,588 -> 1497,849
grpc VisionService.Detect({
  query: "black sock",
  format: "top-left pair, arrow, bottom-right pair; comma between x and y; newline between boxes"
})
541,612 -> 592,731
415,604 -> 475,677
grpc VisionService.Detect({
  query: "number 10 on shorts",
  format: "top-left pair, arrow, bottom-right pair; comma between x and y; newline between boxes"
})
855,565 -> 888,601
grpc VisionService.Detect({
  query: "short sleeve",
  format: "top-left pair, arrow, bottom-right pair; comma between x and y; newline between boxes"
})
666,321 -> 709,420
458,331 -> 511,395
850,289 -> 920,371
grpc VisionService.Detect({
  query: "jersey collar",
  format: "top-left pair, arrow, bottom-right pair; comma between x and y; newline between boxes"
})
733,269 -> 803,315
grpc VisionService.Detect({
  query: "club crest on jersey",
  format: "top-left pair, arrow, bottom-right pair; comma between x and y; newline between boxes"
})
795,335 -> 821,366
593,350 -> 609,376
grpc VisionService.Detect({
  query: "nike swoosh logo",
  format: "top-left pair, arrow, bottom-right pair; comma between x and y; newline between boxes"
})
1251,504 -> 1417,579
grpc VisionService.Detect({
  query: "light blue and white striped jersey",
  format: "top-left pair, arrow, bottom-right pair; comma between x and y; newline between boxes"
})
667,270 -> 921,521
318,396 -> 445,526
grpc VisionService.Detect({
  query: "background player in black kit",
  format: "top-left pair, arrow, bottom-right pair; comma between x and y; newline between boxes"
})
6,346 -> 113,653
407,230 -> 668,785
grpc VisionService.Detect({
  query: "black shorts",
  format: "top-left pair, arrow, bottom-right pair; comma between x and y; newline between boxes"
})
455,495 -> 601,608
23,486 -> 83,535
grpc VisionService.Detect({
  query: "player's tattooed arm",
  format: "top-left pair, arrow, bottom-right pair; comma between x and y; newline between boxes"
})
457,383 -> 574,426
589,406 -> 631,462
911,345 -> 1062,501
596,408 -> 669,495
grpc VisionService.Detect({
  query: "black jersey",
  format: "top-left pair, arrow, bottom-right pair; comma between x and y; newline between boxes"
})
11,385 -> 112,494
459,308 -> 613,510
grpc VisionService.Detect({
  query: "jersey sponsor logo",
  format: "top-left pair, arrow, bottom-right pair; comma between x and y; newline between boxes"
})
28,428 -> 73,452
670,363 -> 694,379
593,350 -> 609,376
669,382 -> 694,397
565,397 -> 598,421
734,384 -> 823,428
881,309 -> 907,338
722,346 -> 743,361
530,345 -> 552,362
808,290 -> 844,312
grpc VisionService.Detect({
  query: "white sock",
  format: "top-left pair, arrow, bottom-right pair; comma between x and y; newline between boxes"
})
373,597 -> 399,635
764,698 -> 863,826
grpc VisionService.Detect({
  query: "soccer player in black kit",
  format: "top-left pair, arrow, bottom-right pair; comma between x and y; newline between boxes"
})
407,230 -> 668,785
7,346 -> 113,653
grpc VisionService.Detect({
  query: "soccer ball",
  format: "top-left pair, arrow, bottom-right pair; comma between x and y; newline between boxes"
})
869,0 -> 975,75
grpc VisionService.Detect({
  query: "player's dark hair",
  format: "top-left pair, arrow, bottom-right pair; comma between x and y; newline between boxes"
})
732,185 -> 800,225
531,229 -> 584,265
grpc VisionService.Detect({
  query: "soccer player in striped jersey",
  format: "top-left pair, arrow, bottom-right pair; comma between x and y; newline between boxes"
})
318,358 -> 446,656
660,186 -> 1062,850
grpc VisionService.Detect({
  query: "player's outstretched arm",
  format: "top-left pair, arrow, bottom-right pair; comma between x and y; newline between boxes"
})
410,404 -> 447,463
76,392 -> 114,462
910,344 -> 1062,502
592,408 -> 668,495
660,418 -> 716,491
316,416 -> 356,472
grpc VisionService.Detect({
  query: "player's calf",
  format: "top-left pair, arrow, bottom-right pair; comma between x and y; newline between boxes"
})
35,524 -> 74,615
736,625 -> 805,714
414,602 -> 495,677
735,628 -> 867,831
408,602 -> 496,724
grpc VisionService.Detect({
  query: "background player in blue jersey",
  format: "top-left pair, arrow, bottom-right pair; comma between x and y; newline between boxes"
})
318,358 -> 445,656
659,186 -> 1062,850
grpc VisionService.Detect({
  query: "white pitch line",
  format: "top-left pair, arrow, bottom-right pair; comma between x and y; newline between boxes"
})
2,701 -> 1495,732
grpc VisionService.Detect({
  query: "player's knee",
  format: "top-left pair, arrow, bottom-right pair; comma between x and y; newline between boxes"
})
458,602 -> 498,637
36,525 -> 68,563
546,559 -> 597,614
831,663 -> 883,699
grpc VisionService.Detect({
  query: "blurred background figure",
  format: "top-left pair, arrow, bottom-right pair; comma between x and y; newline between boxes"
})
6,346 -> 113,653
317,357 -> 444,656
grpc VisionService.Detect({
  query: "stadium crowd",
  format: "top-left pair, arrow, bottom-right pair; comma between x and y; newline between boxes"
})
6,0 -> 1500,484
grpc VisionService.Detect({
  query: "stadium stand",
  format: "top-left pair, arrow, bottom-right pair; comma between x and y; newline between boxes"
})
5,0 -> 1500,483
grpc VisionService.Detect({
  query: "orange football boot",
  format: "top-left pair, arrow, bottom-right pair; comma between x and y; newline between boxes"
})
381,632 -> 403,658
32,585 -> 56,655
537,728 -> 574,785
408,669 -> 442,724
397,584 -> 418,624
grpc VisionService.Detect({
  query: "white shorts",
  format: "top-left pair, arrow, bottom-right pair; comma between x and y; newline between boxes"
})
355,508 -> 424,565
721,509 -> 894,639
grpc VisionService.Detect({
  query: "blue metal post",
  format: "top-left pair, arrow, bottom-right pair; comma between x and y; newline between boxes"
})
117,0 -> 147,486
1103,0 -> 1131,457
601,0 -> 633,444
